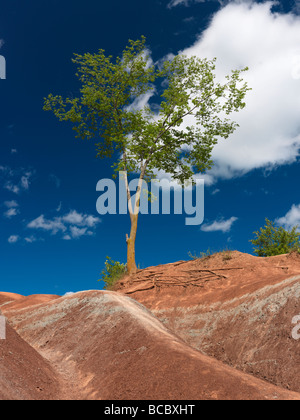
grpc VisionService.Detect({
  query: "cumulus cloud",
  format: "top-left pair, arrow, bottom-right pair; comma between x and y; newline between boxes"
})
27,215 -> 66,234
61,210 -> 99,227
175,1 -> 300,182
137,2 -> 300,186
200,216 -> 238,232
69,226 -> 88,239
276,204 -> 300,230
27,210 -> 101,240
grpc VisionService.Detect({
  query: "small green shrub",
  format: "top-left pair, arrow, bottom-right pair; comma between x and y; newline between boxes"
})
188,248 -> 213,260
221,249 -> 233,261
99,257 -> 127,290
250,218 -> 300,257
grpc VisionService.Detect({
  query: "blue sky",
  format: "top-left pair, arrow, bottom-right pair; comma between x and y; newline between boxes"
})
1,0 -> 300,296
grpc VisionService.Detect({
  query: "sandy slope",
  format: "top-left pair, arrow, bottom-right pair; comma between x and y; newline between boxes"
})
0,294 -> 60,311
0,292 -> 24,306
116,251 -> 300,393
0,323 -> 60,400
1,289 -> 299,400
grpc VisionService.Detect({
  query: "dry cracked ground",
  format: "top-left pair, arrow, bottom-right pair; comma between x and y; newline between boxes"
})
0,251 -> 300,400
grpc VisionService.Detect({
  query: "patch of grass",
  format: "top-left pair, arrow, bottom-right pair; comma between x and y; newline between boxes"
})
220,249 -> 233,261
188,247 -> 233,262
288,247 -> 300,256
188,248 -> 213,260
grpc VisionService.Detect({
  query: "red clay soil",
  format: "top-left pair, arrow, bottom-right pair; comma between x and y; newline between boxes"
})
115,251 -> 300,394
0,323 -> 60,400
2,289 -> 299,400
1,252 -> 300,400
0,292 -> 23,306
0,294 -> 60,311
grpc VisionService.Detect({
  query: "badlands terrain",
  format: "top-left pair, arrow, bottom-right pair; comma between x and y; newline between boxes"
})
0,251 -> 300,400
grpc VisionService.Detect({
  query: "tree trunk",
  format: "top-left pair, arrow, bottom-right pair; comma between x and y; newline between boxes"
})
126,213 -> 138,274
124,167 -> 145,275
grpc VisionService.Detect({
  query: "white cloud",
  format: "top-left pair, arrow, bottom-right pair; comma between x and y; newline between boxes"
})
62,210 -> 84,225
27,210 -> 101,240
63,291 -> 75,296
5,182 -> 20,194
167,0 -> 207,8
167,0 -> 232,9
126,91 -> 156,113
20,174 -> 31,190
4,207 -> 19,218
4,200 -> 18,208
293,0 -> 300,13
167,0 -> 189,9
276,204 -> 300,230
69,226 -> 88,239
177,1 -> 300,182
83,214 -> 102,228
56,201 -> 62,212
8,235 -> 19,244
62,210 -> 100,228
153,164 -> 215,188
24,235 -> 38,243
211,188 -> 220,195
27,215 -> 66,234
3,201 -> 20,218
200,216 -> 238,232
0,166 -> 34,194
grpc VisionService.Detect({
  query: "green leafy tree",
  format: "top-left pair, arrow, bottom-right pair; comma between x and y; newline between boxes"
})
43,36 -> 250,274
99,257 -> 127,290
250,218 -> 300,257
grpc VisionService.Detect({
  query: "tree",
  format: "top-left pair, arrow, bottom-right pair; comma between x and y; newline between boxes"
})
99,257 -> 127,290
43,37 -> 250,274
250,218 -> 300,257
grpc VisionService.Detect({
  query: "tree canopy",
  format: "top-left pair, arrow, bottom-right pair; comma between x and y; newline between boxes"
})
44,36 -> 250,184
250,218 -> 300,257
43,37 -> 250,273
